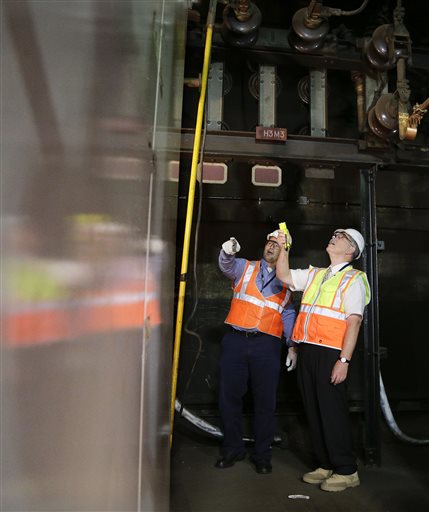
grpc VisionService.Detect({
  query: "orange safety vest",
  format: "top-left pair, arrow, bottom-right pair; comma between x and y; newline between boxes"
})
292,266 -> 370,350
224,260 -> 292,338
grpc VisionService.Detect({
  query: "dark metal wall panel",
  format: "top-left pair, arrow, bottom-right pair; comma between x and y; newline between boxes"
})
176,157 -> 429,412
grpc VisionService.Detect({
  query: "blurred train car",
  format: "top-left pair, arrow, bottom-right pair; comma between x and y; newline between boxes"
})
2,1 -> 429,511
2,1 -> 187,510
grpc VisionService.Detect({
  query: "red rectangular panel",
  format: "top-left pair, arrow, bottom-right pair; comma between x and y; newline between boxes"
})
255,126 -> 287,141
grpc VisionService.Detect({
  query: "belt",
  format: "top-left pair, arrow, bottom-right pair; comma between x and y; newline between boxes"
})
232,328 -> 263,338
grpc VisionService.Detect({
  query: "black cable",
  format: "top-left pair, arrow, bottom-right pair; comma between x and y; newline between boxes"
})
328,0 -> 369,17
180,101 -> 209,401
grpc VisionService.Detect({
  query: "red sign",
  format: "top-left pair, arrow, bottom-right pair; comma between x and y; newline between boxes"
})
255,126 -> 287,142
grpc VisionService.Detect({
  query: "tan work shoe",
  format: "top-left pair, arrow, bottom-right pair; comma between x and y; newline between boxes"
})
302,467 -> 333,484
320,471 -> 360,492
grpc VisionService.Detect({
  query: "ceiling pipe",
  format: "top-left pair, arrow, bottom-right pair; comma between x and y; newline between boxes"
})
352,71 -> 366,133
396,57 -> 411,140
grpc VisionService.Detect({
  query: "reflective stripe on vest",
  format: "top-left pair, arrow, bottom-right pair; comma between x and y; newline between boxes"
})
299,303 -> 345,320
232,261 -> 290,314
232,292 -> 286,314
292,266 -> 370,349
302,267 -> 362,310
225,260 -> 291,338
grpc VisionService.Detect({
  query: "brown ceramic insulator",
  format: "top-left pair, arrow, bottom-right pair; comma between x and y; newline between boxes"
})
289,8 -> 329,52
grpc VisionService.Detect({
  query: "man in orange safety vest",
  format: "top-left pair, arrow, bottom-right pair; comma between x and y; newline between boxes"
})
215,230 -> 296,475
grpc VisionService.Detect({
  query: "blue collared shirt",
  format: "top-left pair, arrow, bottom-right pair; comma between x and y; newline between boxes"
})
219,250 -> 296,343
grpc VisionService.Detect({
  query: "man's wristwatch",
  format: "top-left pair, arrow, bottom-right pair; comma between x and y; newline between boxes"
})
339,356 -> 351,364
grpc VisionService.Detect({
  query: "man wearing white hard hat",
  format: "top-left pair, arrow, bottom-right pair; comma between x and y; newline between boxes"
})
276,228 -> 371,492
215,230 -> 296,475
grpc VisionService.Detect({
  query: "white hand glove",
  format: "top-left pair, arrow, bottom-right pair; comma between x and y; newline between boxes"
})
285,347 -> 297,372
222,237 -> 241,255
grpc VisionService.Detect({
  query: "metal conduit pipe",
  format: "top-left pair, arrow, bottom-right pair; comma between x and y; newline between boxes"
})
396,57 -> 411,140
352,71 -> 366,133
380,374 -> 429,445
175,399 -> 282,444
175,380 -> 429,447
170,0 -> 218,446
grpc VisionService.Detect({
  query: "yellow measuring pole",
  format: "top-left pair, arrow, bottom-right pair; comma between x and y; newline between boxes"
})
170,2 -> 217,446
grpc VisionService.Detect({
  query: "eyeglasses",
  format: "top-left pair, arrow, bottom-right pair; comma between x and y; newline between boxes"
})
332,232 -> 356,248
265,240 -> 280,249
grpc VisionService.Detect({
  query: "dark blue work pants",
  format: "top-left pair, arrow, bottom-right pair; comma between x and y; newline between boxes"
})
297,342 -> 357,475
218,330 -> 282,462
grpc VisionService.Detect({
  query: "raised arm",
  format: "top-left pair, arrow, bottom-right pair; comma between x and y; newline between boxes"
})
276,231 -> 293,287
218,237 -> 246,281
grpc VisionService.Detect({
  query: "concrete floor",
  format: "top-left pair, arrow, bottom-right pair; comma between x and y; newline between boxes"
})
171,411 -> 429,512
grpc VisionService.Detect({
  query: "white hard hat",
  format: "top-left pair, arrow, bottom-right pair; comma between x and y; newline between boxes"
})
266,230 -> 279,240
334,228 -> 365,259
